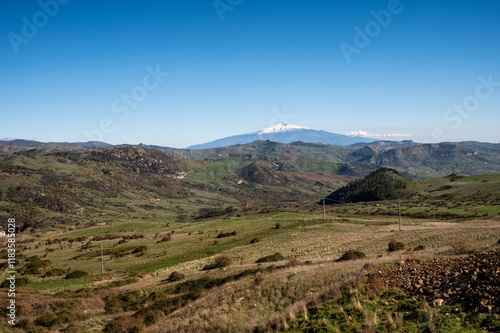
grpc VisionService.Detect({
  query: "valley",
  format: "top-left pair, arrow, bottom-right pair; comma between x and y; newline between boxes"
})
0,142 -> 499,332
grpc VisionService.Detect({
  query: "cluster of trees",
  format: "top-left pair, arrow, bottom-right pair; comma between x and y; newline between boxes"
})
326,168 -> 409,203
195,206 -> 236,219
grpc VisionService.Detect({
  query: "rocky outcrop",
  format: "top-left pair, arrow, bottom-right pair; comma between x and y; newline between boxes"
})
87,146 -> 184,175
237,162 -> 289,186
374,250 -> 500,313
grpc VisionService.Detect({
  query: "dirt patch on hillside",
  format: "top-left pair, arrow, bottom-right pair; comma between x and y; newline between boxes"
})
373,250 -> 499,313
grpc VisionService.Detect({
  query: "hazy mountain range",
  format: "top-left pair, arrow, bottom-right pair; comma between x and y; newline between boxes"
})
2,123 -> 500,178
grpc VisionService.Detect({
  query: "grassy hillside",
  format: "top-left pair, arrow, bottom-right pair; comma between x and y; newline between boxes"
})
1,205 -> 498,332
325,171 -> 500,220
325,168 -> 411,203
0,146 -> 499,332
0,147 -> 352,232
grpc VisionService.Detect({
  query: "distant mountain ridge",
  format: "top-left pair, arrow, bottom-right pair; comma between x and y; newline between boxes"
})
187,123 -> 376,149
2,136 -> 500,177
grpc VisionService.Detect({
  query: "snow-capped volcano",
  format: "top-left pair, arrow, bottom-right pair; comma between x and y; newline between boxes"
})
188,123 -> 375,149
258,123 -> 308,134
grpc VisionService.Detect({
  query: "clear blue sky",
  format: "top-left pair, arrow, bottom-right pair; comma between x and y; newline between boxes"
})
1,0 -> 499,147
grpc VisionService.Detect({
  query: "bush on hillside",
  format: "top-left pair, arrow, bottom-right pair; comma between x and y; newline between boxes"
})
202,255 -> 231,270
132,245 -> 148,254
336,250 -> 366,261
1,277 -> 30,288
34,312 -> 59,327
256,253 -> 285,263
167,271 -> 185,282
216,231 -> 237,238
250,238 -> 260,244
388,240 -> 405,252
450,237 -> 474,254
65,271 -> 89,279
44,268 -> 65,277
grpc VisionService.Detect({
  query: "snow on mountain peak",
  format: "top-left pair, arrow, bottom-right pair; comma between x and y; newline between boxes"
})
258,123 -> 308,135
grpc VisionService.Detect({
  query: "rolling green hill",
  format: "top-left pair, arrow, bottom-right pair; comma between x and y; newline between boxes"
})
0,146 -> 353,232
326,168 -> 500,204
325,168 -> 412,203
0,145 -> 499,333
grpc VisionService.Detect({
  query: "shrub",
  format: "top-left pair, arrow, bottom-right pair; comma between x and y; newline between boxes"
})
22,261 -> 44,275
51,301 -> 75,310
17,277 -> 31,286
17,319 -> 36,331
103,316 -> 144,333
65,270 -> 89,279
25,255 -> 41,262
274,222 -> 282,229
202,255 -> 231,270
448,173 -> 464,182
195,206 -> 235,219
167,271 -> 185,282
336,250 -> 366,261
174,277 -> 225,294
450,237 -> 474,254
256,252 -> 285,263
1,277 -> 30,288
35,312 -> 59,327
142,308 -> 165,326
388,240 -> 405,252
104,291 -> 143,313
132,245 -> 148,254
21,257 -> 51,275
45,268 -> 65,277
157,234 -> 172,244
413,245 -> 425,251
250,237 -> 260,244
216,231 -> 237,238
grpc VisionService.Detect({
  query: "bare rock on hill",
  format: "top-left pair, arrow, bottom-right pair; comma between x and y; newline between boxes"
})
237,162 -> 289,186
373,250 -> 500,313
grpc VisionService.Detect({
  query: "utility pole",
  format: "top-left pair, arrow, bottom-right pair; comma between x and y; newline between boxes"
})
398,200 -> 401,231
100,240 -> 104,275
323,198 -> 326,220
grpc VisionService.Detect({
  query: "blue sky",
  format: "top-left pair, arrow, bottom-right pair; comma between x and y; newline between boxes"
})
1,0 -> 499,148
